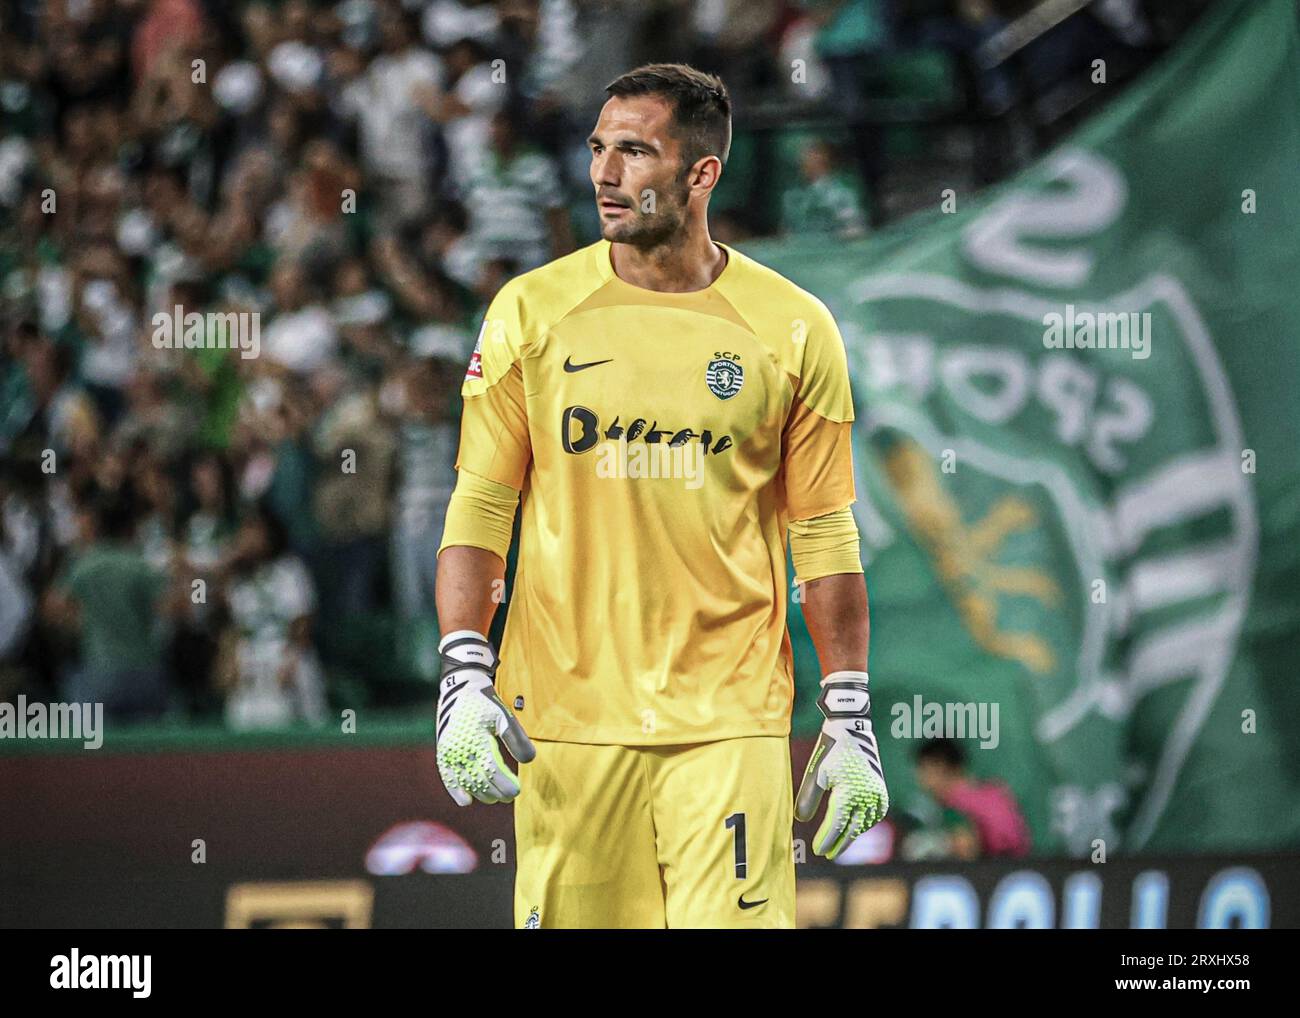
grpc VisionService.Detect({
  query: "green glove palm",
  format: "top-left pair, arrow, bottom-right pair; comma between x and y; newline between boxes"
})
436,631 -> 536,806
795,671 -> 890,859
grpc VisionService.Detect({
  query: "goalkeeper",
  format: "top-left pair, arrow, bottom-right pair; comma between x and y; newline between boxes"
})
434,63 -> 887,929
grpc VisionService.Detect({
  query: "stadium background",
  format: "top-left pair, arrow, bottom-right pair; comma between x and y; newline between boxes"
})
1,0 -> 1297,928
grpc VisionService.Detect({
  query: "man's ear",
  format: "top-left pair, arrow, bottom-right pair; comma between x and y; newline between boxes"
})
686,154 -> 724,197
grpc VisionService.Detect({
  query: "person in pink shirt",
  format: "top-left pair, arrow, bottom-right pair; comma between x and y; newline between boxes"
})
915,739 -> 1031,859
132,0 -> 206,83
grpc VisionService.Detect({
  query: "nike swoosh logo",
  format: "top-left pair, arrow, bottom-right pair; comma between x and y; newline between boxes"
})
563,356 -> 613,373
737,895 -> 769,910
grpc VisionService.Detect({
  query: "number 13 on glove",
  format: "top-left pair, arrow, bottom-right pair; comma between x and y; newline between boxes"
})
795,671 -> 890,859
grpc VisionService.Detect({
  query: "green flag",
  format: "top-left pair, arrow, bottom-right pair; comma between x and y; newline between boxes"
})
760,0 -> 1300,854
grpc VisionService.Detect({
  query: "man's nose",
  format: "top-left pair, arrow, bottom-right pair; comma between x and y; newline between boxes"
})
593,150 -> 621,187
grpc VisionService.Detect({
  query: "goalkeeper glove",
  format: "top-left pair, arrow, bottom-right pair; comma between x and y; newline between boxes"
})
795,671 -> 890,859
436,630 -> 536,806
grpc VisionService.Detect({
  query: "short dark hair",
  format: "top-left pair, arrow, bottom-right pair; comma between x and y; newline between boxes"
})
605,63 -> 732,172
917,738 -> 967,770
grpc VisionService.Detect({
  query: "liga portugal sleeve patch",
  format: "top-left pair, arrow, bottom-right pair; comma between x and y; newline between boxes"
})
465,325 -> 485,380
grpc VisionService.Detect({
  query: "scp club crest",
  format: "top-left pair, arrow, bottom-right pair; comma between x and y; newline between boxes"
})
705,354 -> 744,400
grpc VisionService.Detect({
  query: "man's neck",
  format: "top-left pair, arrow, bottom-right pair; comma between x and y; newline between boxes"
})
610,225 -> 727,293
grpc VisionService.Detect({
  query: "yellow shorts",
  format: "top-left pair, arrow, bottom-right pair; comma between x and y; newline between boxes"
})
513,736 -> 796,929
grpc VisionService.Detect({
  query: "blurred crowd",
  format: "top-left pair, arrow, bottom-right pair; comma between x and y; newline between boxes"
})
0,0 -> 1173,728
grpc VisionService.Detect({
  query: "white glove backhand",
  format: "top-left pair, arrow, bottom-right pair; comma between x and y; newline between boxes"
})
795,671 -> 890,859
436,631 -> 536,806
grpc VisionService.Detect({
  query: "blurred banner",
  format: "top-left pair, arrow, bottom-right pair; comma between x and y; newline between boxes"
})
795,855 -> 1289,929
6,857 -> 1292,929
4,740 -> 1294,928
763,0 -> 1300,855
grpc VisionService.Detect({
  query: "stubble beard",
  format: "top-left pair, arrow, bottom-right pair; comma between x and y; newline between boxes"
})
600,179 -> 690,248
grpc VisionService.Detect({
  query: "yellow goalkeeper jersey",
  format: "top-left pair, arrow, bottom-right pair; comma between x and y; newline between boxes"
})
455,240 -> 856,744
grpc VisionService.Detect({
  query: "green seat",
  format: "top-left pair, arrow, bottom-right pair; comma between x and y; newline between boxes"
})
871,48 -> 959,105
710,128 -> 758,215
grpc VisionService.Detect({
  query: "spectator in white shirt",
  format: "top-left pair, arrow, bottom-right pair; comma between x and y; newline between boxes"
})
262,261 -> 339,375
413,36 -> 507,192
458,106 -> 573,284
220,503 -> 327,730
340,3 -> 442,228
